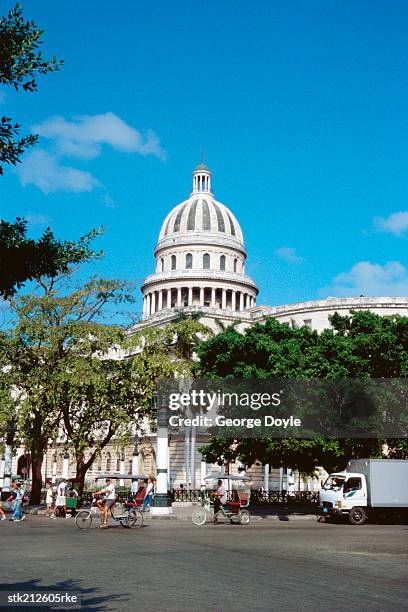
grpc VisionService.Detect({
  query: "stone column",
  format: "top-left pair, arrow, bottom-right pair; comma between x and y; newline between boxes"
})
239,292 -> 244,311
211,287 -> 216,307
147,293 -> 151,315
167,289 -> 171,309
51,452 -> 57,484
158,290 -> 163,311
177,287 -> 182,306
221,288 -> 227,310
199,287 -> 204,306
62,451 -> 69,479
188,287 -> 193,306
151,401 -> 173,516
231,290 -> 236,311
264,464 -> 269,492
119,450 -> 125,487
151,292 -> 156,314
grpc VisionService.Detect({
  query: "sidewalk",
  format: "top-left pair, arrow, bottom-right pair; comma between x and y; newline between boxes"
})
24,503 -> 319,521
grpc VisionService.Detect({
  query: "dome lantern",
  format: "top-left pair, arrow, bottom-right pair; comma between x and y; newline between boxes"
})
192,162 -> 212,194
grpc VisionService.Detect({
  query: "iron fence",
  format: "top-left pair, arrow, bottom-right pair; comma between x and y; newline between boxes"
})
171,489 -> 319,505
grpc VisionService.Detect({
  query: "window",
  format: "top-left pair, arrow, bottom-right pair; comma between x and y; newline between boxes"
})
171,255 -> 177,270
186,253 -> 193,269
344,478 -> 362,493
116,453 -> 121,471
106,452 -> 111,471
203,253 -> 210,269
160,258 -> 164,272
220,255 -> 226,271
234,258 -> 238,273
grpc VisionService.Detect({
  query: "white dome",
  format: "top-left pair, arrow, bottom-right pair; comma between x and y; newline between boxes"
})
141,163 -> 258,320
158,195 -> 244,246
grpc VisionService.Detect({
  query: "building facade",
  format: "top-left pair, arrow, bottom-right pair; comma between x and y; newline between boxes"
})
3,163 -> 408,491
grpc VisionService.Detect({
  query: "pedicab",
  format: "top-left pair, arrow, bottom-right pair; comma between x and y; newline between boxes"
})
192,474 -> 252,526
75,473 -> 148,530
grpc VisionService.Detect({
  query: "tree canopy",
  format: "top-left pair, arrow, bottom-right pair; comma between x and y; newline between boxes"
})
0,219 -> 102,299
0,2 -> 62,174
195,312 -> 408,472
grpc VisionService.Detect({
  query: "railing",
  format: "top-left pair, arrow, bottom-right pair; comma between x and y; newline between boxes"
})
171,489 -> 319,505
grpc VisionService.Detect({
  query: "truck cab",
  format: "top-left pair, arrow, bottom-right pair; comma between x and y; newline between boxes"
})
320,472 -> 368,524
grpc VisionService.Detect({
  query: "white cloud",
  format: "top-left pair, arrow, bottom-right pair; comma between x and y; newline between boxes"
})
276,246 -> 304,264
374,211 -> 408,236
16,150 -> 99,194
322,260 -> 408,297
32,112 -> 166,161
25,212 -> 51,226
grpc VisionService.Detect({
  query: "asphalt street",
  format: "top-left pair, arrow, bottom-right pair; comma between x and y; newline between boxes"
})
0,516 -> 407,612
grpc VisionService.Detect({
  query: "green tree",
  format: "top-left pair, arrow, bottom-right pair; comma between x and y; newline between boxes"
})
196,312 -> 408,473
0,3 -> 62,174
0,220 -> 102,299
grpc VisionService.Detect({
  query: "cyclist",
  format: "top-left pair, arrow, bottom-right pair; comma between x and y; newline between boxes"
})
93,478 -> 116,529
213,479 -> 226,523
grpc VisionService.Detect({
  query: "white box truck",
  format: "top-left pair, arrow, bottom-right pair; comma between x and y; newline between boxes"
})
319,459 -> 408,525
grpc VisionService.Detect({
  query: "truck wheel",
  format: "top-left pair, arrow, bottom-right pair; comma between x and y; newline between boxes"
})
349,507 -> 367,525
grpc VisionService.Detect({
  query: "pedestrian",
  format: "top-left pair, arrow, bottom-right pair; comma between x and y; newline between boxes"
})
0,487 -> 6,521
45,482 -> 55,519
213,479 -> 226,523
7,481 -> 25,522
141,477 -> 155,512
55,478 -> 68,518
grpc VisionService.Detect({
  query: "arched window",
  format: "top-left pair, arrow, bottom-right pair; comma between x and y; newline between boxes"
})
116,453 -> 121,471
106,452 -> 111,471
160,257 -> 164,272
186,253 -> 193,269
171,255 -> 177,270
97,455 -> 102,472
203,253 -> 210,269
220,255 -> 226,271
234,258 -> 238,273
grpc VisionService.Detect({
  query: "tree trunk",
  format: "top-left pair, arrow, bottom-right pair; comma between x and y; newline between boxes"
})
30,456 -> 43,505
75,451 -> 95,498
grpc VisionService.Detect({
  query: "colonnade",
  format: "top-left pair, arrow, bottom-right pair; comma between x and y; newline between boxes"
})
143,286 -> 256,317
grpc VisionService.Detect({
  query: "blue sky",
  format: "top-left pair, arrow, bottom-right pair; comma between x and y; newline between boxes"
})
2,0 -> 408,320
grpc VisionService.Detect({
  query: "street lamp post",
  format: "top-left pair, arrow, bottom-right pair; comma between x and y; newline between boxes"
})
151,391 -> 173,516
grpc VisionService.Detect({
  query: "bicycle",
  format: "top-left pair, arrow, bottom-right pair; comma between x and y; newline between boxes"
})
75,498 -> 144,530
192,490 -> 251,526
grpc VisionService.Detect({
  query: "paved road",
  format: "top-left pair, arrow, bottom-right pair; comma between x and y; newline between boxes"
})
0,516 -> 407,612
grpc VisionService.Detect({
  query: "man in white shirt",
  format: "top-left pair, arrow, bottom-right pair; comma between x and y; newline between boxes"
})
56,479 -> 68,517
93,478 -> 116,528
213,479 -> 226,523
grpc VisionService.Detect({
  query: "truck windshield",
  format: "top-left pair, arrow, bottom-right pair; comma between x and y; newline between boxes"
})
322,476 -> 346,490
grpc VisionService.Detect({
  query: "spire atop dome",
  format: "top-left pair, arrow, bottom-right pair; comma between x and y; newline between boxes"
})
192,160 -> 212,193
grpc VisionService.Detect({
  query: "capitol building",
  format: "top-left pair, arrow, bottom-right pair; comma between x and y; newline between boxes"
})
137,162 -> 408,334
4,162 -> 408,492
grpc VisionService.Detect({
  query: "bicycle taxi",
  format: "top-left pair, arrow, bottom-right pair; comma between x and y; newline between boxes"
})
75,473 -> 148,530
192,474 -> 251,526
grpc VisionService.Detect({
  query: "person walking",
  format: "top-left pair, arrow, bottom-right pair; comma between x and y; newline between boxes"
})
0,487 -> 6,520
7,481 -> 25,522
213,479 -> 226,523
45,482 -> 56,518
55,478 -> 68,517
141,477 -> 155,512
